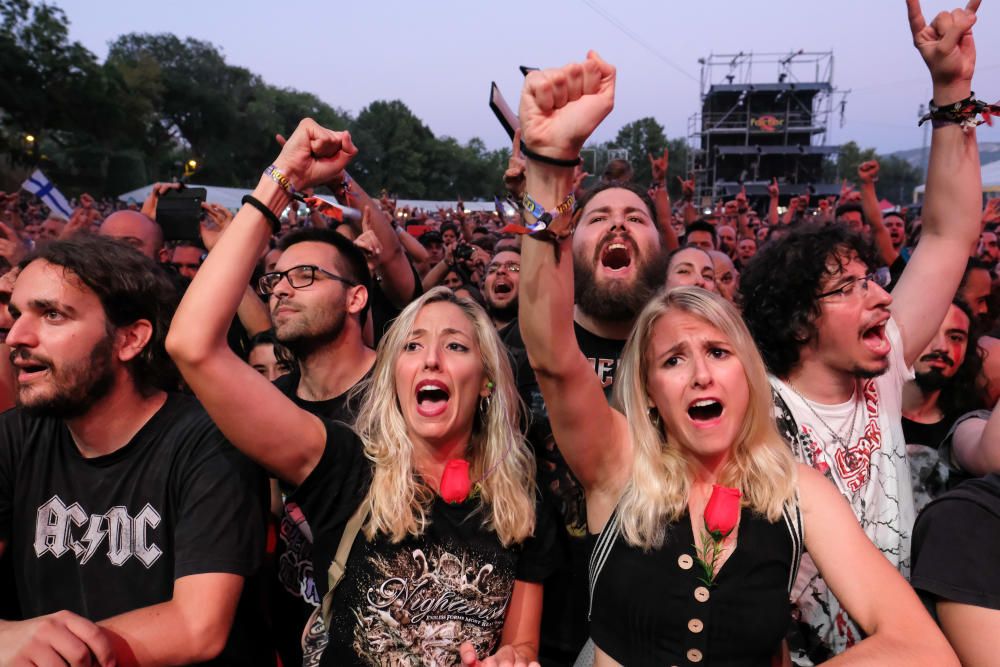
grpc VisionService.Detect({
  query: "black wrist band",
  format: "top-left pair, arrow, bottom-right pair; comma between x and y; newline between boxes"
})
520,142 -> 582,168
241,195 -> 281,235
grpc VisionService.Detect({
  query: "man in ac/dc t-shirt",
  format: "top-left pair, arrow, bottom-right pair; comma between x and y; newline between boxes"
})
0,236 -> 268,666
506,182 -> 667,665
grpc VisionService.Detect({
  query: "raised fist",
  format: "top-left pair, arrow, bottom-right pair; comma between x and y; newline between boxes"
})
273,118 -> 358,191
518,51 -> 616,161
858,160 -> 880,185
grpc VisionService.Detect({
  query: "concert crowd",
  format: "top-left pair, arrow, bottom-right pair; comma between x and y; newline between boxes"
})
2,1 -> 1000,665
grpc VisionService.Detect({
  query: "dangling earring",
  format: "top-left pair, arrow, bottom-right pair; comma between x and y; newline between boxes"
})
648,406 -> 661,430
479,393 -> 492,415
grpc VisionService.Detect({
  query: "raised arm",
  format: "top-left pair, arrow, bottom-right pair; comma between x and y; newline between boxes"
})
649,148 -> 679,251
165,119 -> 357,485
799,465 -> 959,666
950,401 -> 1000,476
893,0 -> 983,366
858,160 -> 898,267
335,173 -> 418,308
517,52 -> 630,500
767,178 -> 780,227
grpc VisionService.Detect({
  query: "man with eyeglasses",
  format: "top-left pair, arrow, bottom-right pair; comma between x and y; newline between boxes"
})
258,227 -> 375,666
739,3 -> 984,660
482,249 -> 520,333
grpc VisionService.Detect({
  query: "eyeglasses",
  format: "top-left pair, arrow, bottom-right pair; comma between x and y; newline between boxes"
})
486,261 -> 520,275
258,264 -> 358,296
817,267 -> 891,300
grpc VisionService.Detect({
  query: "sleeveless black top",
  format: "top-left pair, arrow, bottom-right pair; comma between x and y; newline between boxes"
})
589,503 -> 803,666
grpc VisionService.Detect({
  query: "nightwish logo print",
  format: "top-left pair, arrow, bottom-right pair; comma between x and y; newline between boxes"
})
349,544 -> 513,666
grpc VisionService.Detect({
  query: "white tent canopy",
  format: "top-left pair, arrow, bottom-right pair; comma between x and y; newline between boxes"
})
117,183 -> 496,213
913,158 -> 1000,199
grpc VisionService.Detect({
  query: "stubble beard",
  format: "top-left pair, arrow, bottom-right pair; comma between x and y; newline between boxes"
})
18,334 -> 117,420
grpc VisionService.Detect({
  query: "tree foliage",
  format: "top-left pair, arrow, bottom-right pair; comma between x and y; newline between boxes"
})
0,2 -> 923,203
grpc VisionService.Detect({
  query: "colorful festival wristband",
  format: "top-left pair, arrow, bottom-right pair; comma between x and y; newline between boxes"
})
264,164 -> 305,201
520,192 -> 576,232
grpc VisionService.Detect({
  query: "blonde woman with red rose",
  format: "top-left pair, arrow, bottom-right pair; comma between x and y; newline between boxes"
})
167,118 -> 558,666
517,52 -> 957,666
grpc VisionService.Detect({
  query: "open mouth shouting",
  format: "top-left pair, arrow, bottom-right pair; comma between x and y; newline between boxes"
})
491,279 -> 514,300
687,397 -> 724,428
599,239 -> 634,274
860,318 -> 890,358
415,379 -> 451,418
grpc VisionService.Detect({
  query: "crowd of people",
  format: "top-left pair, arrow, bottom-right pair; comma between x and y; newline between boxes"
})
1,1 -> 1000,665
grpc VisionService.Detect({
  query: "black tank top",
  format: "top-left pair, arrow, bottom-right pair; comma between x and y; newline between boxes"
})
589,502 -> 802,666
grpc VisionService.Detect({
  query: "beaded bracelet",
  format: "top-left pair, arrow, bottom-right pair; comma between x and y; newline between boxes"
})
918,92 -> 1000,130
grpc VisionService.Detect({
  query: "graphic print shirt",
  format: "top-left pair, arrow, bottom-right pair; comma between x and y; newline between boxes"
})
771,317 -> 915,664
292,420 -> 561,666
0,393 -> 269,665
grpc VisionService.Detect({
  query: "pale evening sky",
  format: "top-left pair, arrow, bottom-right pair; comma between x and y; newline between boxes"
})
52,0 -> 1000,156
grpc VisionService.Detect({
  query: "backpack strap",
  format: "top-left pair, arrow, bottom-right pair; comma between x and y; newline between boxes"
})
320,501 -> 370,630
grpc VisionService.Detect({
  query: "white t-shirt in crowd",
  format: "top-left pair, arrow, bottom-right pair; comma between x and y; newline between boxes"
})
771,317 -> 915,663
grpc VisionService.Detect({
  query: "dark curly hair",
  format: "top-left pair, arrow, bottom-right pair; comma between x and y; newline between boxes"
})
20,234 -> 180,393
738,224 -> 879,377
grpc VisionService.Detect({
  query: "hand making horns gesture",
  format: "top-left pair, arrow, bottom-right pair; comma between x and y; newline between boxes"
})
906,0 -> 979,95
518,51 -> 616,161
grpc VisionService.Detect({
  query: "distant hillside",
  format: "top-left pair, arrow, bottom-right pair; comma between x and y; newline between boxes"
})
889,141 -> 1000,173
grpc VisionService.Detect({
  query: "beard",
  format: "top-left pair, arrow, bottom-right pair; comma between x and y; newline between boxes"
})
273,296 -> 348,357
915,368 -> 951,392
574,235 -> 666,322
16,333 -> 116,420
485,295 -> 518,324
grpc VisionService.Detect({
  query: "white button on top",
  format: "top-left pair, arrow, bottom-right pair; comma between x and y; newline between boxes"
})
678,554 -> 694,570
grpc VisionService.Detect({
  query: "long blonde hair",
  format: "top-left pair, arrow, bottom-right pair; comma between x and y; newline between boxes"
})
353,287 -> 535,546
612,287 -> 796,550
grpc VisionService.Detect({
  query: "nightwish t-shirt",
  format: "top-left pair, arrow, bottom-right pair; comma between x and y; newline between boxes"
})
502,318 -> 626,662
0,393 -> 270,665
291,420 -> 562,666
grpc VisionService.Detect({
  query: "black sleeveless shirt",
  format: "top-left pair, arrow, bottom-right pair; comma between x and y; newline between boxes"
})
589,504 -> 802,666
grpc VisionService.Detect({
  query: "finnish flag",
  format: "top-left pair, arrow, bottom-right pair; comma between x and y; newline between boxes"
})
21,170 -> 73,219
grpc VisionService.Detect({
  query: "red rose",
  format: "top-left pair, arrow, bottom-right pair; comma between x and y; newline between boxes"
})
703,484 -> 741,540
440,459 -> 471,504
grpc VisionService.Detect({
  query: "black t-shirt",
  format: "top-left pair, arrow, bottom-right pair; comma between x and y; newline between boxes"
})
911,474 -> 1000,615
271,367 -> 369,667
0,393 -> 270,666
292,420 -> 561,666
502,318 -> 626,663
903,416 -> 954,450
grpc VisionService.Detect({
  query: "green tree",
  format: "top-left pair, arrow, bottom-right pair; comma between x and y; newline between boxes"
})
349,100 -> 433,198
